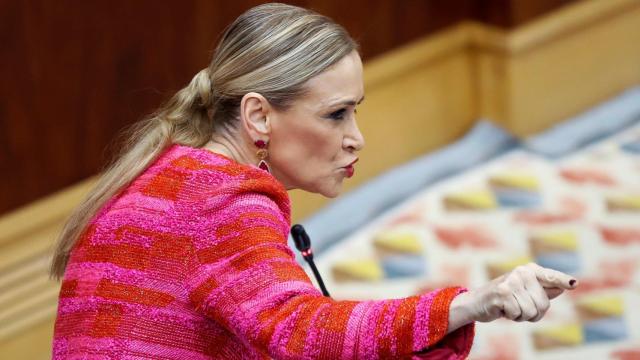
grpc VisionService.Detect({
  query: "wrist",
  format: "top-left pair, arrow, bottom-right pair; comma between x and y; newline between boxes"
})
447,291 -> 475,334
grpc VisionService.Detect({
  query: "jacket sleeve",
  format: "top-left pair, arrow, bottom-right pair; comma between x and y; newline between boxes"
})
185,191 -> 474,359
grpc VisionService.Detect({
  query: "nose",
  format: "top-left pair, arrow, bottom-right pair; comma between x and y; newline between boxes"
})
343,118 -> 365,152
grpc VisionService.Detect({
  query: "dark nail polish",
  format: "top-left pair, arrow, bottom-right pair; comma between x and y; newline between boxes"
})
569,279 -> 576,287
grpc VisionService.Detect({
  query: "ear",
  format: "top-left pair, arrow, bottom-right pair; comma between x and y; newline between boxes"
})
239,92 -> 272,141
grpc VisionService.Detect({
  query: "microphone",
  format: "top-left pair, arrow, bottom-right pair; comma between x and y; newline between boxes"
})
291,224 -> 330,297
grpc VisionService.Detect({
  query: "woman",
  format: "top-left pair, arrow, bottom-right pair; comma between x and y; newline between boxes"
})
51,3 -> 577,359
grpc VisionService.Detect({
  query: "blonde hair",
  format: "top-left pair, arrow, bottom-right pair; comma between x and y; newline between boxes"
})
50,2 -> 357,279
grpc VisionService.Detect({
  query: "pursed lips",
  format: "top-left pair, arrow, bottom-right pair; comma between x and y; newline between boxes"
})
345,158 -> 359,167
342,158 -> 358,178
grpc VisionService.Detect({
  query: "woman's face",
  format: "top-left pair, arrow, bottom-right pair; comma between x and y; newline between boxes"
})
268,50 -> 365,198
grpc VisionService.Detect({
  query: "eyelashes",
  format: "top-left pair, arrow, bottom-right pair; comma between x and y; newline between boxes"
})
328,108 -> 347,120
327,107 -> 357,121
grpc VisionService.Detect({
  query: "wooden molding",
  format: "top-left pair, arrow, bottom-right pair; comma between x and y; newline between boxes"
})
0,178 -> 96,247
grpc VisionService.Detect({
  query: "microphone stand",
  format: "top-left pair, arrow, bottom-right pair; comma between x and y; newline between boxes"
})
291,224 -> 330,297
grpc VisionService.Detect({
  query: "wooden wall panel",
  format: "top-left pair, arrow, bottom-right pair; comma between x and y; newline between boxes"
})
0,1 -> 223,214
0,0 -> 579,215
473,0 -> 640,135
473,0 -> 578,27
506,2 -> 640,134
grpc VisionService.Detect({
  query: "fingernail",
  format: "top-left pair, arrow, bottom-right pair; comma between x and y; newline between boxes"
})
569,279 -> 576,287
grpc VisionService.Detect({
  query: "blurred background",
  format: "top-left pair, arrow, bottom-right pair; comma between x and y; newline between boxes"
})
2,0 -> 639,359
0,0 -> 582,216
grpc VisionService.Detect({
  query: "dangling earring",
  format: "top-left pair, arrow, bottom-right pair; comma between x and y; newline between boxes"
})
254,139 -> 271,173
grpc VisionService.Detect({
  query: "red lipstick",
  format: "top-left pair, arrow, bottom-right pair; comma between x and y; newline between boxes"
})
343,158 -> 358,178
345,165 -> 354,178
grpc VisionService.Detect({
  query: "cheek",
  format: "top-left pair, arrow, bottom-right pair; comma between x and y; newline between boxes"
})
269,112 -> 347,192
305,132 -> 339,160
306,136 -> 344,174
279,122 -> 339,162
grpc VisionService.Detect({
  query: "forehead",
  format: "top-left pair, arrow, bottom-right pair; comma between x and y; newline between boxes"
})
299,51 -> 364,107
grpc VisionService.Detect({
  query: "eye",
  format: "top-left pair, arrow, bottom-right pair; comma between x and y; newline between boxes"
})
327,108 -> 347,121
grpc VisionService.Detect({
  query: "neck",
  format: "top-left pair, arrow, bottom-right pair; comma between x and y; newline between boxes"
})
204,132 -> 256,166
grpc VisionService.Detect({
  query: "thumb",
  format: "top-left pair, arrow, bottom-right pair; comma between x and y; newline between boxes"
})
544,287 -> 565,300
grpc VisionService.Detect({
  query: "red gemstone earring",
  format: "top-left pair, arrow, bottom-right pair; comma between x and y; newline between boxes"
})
254,139 -> 271,173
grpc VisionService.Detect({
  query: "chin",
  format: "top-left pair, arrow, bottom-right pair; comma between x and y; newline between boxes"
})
318,183 -> 342,198
294,177 -> 343,198
322,190 -> 340,198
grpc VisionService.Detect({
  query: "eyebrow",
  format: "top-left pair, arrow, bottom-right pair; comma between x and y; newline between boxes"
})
328,95 -> 365,107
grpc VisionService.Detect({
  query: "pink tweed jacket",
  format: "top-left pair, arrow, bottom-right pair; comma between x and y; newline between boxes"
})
53,144 -> 474,359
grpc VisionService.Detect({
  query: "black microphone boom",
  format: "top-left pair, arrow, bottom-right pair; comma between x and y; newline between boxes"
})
291,224 -> 330,297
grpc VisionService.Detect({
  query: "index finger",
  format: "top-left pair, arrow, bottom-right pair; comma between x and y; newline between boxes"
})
530,263 -> 577,290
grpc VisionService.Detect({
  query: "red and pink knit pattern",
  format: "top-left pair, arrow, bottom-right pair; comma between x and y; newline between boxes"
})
53,144 -> 474,359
